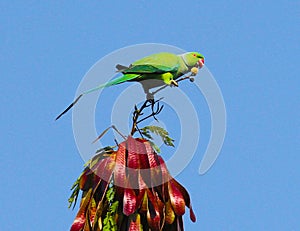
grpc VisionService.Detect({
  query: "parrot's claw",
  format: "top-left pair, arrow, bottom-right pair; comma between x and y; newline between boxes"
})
189,77 -> 195,82
170,80 -> 178,87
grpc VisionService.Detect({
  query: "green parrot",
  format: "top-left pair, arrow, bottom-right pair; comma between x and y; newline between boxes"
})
56,51 -> 205,120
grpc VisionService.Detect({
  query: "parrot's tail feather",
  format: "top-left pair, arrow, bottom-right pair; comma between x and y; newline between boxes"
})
83,74 -> 139,95
55,74 -> 140,120
83,74 -> 135,94
115,64 -> 129,72
82,83 -> 107,95
55,94 -> 83,120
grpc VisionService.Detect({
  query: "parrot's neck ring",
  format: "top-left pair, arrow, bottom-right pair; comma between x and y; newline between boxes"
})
179,54 -> 189,67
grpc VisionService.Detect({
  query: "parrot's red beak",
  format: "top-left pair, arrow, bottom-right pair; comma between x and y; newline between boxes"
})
198,59 -> 205,68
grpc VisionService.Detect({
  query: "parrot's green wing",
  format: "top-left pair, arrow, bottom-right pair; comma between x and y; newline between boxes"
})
122,52 -> 180,74
94,52 -> 181,89
55,53 -> 181,120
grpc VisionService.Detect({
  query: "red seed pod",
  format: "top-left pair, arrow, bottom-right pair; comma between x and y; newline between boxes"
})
113,142 -> 127,188
168,179 -> 186,216
69,137 -> 197,231
70,189 -> 92,231
123,180 -> 137,216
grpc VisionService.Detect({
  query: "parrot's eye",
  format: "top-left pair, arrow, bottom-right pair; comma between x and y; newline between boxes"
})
193,54 -> 197,57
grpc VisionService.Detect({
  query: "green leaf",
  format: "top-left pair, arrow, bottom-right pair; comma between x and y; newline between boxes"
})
110,201 -> 119,211
140,129 -> 153,140
68,147 -> 115,210
95,146 -> 115,154
141,125 -> 175,147
68,174 -> 81,209
103,186 -> 118,231
106,186 -> 115,203
148,140 -> 161,153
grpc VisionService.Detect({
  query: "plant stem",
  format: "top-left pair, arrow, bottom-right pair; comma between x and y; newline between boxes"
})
130,99 -> 163,136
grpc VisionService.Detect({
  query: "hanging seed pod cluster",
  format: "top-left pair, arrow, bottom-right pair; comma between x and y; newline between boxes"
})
69,136 -> 196,231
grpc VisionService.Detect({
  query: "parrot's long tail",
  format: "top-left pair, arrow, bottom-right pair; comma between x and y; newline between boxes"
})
55,73 -> 139,120
55,82 -> 107,120
55,94 -> 83,120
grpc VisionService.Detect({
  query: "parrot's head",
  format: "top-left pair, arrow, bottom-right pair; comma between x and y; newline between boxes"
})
182,52 -> 205,69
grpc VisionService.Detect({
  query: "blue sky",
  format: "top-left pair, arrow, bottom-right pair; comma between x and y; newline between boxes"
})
1,1 -> 299,230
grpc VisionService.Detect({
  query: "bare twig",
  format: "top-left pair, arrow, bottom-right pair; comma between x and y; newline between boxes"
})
130,98 -> 164,136
93,125 -> 126,144
149,69 -> 198,97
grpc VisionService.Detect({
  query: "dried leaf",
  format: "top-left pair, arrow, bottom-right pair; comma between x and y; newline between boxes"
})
70,189 -> 92,231
165,199 -> 176,224
146,189 -> 161,230
128,214 -> 143,231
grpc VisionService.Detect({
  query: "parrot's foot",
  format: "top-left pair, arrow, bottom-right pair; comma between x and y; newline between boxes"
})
170,80 -> 178,87
146,92 -> 154,100
189,77 -> 195,82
